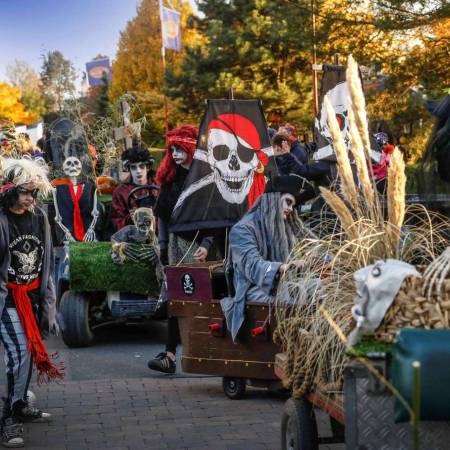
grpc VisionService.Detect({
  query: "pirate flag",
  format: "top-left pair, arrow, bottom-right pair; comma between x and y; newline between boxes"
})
170,99 -> 277,232
313,64 -> 381,163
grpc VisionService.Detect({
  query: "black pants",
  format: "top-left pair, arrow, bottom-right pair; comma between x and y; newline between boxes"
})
165,317 -> 180,354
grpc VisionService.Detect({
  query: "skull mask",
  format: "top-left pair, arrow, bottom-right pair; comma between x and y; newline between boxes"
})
63,156 -> 82,178
132,207 -> 155,239
206,115 -> 260,204
315,81 -> 351,156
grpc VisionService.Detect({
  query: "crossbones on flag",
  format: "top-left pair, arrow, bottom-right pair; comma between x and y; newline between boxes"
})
170,99 -> 277,232
313,64 -> 381,163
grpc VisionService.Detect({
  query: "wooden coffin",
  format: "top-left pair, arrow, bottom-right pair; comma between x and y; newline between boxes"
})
166,262 -> 279,380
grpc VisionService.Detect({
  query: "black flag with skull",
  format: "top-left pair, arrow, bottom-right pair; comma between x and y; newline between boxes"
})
170,99 -> 277,232
313,64 -> 381,163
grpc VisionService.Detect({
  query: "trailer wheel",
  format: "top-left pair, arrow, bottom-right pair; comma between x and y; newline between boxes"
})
281,397 -> 319,450
59,290 -> 94,348
222,377 -> 246,400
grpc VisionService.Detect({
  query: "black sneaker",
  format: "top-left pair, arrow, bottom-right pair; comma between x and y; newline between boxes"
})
15,406 -> 51,423
147,352 -> 176,374
1,417 -> 24,448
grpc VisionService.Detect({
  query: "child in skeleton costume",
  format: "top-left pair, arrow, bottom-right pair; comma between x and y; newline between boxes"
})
52,156 -> 99,244
110,207 -> 164,280
111,143 -> 157,231
0,158 -> 63,448
220,175 -> 304,341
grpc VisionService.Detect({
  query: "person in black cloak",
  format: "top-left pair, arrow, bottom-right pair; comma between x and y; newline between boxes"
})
147,125 -> 222,374
221,174 -> 304,341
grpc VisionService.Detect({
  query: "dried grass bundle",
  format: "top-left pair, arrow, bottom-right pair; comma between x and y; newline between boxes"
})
275,55 -> 449,399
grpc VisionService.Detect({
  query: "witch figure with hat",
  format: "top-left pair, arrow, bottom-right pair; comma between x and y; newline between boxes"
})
220,174 -> 304,342
0,158 -> 63,448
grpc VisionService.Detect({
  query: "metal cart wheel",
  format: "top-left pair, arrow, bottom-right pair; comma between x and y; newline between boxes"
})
281,397 -> 319,450
222,377 -> 246,400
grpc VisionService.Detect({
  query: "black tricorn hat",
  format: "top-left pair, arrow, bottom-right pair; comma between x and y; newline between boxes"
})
264,174 -> 305,197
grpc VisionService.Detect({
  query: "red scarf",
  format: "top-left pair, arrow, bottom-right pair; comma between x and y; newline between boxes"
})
7,279 -> 64,384
68,183 -> 85,241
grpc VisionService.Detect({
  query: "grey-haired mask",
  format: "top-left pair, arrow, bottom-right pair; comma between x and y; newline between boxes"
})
132,207 -> 155,239
347,259 -> 420,347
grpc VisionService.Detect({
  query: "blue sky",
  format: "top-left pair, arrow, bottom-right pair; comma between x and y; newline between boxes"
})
0,0 -> 197,87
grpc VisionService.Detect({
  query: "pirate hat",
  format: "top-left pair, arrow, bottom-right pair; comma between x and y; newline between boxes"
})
264,174 -> 305,198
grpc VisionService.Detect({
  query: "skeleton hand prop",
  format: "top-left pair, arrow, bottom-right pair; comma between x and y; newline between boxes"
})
111,242 -> 127,265
422,247 -> 450,300
123,243 -> 159,265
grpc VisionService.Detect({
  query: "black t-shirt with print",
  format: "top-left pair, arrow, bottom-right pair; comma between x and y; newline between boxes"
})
5,210 -> 44,307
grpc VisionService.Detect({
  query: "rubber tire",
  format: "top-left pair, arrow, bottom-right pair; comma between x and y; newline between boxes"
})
281,397 -> 319,450
222,377 -> 246,400
59,290 -> 94,348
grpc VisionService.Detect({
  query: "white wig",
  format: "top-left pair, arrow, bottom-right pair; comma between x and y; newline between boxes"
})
2,157 -> 52,197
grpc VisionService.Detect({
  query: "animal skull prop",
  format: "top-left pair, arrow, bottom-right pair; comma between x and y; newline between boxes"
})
206,115 -> 260,204
63,156 -> 82,178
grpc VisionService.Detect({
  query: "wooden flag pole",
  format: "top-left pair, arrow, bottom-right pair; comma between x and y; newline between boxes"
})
311,0 -> 319,117
159,0 -> 169,145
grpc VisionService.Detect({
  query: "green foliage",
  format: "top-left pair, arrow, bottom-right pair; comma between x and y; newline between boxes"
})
69,242 -> 160,295
40,50 -> 77,112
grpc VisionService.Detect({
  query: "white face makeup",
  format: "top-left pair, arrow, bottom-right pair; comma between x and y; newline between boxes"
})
129,162 -> 148,186
171,146 -> 188,166
280,193 -> 295,220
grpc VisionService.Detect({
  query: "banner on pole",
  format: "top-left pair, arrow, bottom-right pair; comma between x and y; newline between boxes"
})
85,58 -> 112,87
161,6 -> 181,51
170,99 -> 277,232
313,64 -> 381,163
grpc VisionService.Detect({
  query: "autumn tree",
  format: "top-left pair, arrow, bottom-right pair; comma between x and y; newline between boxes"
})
6,60 -> 46,119
110,0 -> 201,143
0,82 -> 37,126
40,50 -> 77,112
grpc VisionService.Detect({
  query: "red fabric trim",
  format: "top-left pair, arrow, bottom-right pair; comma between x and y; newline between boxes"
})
248,151 -> 269,207
7,279 -> 64,384
68,183 -> 85,241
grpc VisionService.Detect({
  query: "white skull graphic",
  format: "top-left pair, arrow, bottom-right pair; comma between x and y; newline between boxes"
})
63,156 -> 82,178
206,128 -> 258,204
315,81 -> 350,152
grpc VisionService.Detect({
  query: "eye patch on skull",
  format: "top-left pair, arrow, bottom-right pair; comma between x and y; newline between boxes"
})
212,141 -> 255,164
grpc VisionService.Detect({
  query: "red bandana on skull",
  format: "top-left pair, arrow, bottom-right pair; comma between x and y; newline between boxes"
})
206,114 -> 268,207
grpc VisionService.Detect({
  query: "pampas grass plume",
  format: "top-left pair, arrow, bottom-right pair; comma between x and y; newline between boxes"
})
324,95 -> 358,207
388,147 -> 406,229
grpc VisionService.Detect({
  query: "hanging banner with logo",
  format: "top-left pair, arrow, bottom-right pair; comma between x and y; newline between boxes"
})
85,58 -> 112,87
313,64 -> 381,163
160,6 -> 181,51
170,99 -> 277,232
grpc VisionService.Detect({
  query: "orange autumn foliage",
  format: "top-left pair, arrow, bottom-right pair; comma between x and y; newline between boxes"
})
0,82 -> 37,126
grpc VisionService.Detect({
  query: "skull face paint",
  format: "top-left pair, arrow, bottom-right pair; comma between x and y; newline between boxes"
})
280,193 -> 295,220
63,156 -> 82,178
171,146 -> 188,166
129,162 -> 148,186
206,128 -> 259,204
132,207 -> 155,238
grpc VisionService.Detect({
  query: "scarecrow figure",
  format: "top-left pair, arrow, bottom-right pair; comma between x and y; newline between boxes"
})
52,155 -> 99,243
111,207 -> 163,279
0,158 -> 63,448
221,174 -> 304,341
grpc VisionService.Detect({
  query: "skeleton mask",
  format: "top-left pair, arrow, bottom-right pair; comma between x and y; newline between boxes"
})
63,156 -> 82,178
280,193 -> 296,220
207,128 -> 259,204
171,146 -> 188,166
132,207 -> 155,239
347,259 -> 420,347
315,81 -> 351,155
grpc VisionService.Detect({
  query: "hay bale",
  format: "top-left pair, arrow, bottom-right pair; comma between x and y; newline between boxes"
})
69,242 -> 160,295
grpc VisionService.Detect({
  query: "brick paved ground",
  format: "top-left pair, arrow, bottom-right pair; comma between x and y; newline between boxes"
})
23,376 -> 345,450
